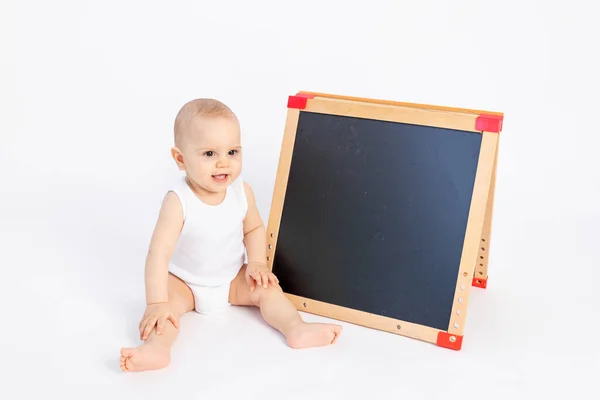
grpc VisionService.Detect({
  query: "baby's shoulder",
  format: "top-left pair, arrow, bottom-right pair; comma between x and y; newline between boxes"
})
229,176 -> 253,210
230,175 -> 247,195
238,178 -> 257,207
163,176 -> 189,219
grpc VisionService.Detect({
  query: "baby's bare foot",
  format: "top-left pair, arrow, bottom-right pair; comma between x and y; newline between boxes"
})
119,342 -> 170,372
286,322 -> 342,349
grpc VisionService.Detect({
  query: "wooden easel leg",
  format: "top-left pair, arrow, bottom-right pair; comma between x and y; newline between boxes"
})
473,135 -> 499,289
443,131 -> 498,349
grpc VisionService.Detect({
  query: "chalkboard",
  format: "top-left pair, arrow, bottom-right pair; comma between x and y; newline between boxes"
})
266,92 -> 503,350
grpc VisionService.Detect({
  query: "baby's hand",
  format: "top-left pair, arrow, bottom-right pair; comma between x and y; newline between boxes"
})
138,302 -> 179,340
245,262 -> 279,291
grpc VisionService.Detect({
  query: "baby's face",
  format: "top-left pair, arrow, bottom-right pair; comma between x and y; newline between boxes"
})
177,116 -> 242,194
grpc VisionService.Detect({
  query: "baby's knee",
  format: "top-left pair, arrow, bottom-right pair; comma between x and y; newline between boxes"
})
250,282 -> 282,306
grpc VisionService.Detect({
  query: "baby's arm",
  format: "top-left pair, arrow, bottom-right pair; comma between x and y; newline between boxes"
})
136,191 -> 184,339
242,182 -> 267,267
144,192 -> 184,304
243,182 -> 278,289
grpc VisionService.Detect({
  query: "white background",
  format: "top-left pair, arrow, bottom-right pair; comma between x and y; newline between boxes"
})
1,0 -> 598,398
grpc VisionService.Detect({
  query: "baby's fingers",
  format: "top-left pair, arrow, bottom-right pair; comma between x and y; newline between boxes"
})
269,273 -> 279,285
253,272 -> 263,288
245,273 -> 257,291
260,272 -> 269,288
168,313 -> 179,329
138,317 -> 150,339
142,317 -> 157,340
156,317 -> 167,335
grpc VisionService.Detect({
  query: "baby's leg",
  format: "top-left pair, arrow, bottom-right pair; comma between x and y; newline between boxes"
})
229,265 -> 342,349
120,273 -> 195,372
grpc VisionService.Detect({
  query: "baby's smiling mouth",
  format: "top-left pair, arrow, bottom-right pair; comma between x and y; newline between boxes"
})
212,174 -> 229,183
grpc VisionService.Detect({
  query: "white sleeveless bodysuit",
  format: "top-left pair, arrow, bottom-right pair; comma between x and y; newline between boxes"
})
167,175 -> 248,313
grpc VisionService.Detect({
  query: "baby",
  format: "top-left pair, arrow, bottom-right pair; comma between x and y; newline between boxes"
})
120,98 -> 342,372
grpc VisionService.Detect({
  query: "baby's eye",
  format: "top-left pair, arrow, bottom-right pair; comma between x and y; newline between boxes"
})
204,151 -> 215,157
228,150 -> 238,156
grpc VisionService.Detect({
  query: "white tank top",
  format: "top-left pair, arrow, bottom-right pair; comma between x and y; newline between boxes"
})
167,175 -> 248,287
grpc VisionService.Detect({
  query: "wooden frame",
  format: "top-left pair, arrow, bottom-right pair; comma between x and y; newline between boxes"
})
265,91 -> 503,350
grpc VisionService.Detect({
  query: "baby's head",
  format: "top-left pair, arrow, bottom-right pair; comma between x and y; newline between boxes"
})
171,98 -> 242,194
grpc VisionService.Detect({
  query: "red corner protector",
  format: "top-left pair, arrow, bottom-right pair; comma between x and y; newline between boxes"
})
476,114 -> 503,133
287,93 -> 315,109
437,332 -> 463,350
472,276 -> 488,288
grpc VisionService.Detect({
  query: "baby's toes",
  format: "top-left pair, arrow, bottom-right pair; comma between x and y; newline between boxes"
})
120,356 -> 128,371
119,348 -> 134,372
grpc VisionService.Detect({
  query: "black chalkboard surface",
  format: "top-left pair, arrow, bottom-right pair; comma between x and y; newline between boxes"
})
266,92 -> 503,350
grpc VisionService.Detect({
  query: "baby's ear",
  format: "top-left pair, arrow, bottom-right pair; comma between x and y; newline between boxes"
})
170,147 -> 185,170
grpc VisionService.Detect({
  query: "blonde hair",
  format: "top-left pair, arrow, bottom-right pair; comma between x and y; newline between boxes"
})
173,98 -> 237,146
